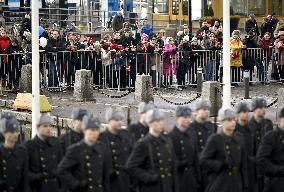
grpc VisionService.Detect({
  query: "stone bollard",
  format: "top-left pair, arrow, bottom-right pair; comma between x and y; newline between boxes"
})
135,75 -> 154,103
278,88 -> 284,108
73,69 -> 94,101
20,64 -> 32,93
201,81 -> 222,117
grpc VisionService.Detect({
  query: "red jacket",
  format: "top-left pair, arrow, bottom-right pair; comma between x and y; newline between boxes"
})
258,37 -> 273,59
0,36 -> 10,52
0,36 -> 10,63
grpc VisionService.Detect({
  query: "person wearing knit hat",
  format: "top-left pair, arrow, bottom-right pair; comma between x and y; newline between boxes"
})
58,115 -> 109,192
168,106 -> 198,192
189,98 -> 215,156
128,102 -> 155,141
200,107 -> 246,192
59,108 -> 89,155
126,109 -> 178,192
25,113 -> 62,191
257,107 -> 284,192
0,117 -> 28,192
0,111 -> 17,143
232,30 -> 241,39
99,107 -> 132,192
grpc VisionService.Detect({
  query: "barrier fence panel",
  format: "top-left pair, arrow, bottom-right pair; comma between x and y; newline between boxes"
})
0,48 -> 282,92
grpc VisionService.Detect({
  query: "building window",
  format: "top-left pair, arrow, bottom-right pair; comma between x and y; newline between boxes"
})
268,0 -> 284,15
230,0 -> 247,16
154,0 -> 168,14
249,0 -> 265,15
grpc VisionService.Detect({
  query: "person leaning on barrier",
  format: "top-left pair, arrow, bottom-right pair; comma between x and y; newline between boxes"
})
128,101 -> 155,142
257,107 -> 284,192
125,109 -> 179,192
274,31 -> 284,82
169,106 -> 200,192
99,107 -> 133,192
0,117 -> 28,192
59,108 -> 89,155
58,115 -> 110,192
248,98 -> 274,192
200,107 -> 248,192
25,113 -> 63,192
177,35 -> 192,89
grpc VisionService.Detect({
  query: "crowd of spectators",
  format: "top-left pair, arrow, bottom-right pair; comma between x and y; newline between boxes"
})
0,10 -> 283,91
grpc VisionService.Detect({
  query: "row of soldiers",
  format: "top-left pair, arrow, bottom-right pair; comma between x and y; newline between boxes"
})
0,97 -> 283,192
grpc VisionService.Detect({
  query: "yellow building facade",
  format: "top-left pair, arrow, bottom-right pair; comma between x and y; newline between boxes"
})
212,0 -> 284,18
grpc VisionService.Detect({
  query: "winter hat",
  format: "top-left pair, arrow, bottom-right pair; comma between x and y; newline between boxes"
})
194,98 -> 211,111
105,107 -> 125,122
0,118 -> 21,133
71,108 -> 89,121
278,31 -> 284,36
251,98 -> 267,111
235,102 -> 250,113
81,115 -> 101,130
218,107 -> 236,121
232,30 -> 241,38
278,107 -> 284,118
37,113 -> 53,126
176,106 -> 192,117
0,112 -> 16,120
138,101 -> 155,114
183,35 -> 190,42
141,33 -> 149,40
191,37 -> 198,41
145,109 -> 164,124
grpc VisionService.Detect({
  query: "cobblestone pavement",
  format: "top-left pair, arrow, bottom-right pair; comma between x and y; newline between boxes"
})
2,83 -> 283,130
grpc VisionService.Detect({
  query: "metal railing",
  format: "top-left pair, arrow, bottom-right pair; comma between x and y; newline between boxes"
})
0,48 -> 282,92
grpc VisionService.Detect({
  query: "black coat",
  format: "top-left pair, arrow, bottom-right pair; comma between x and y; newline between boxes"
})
58,140 -> 110,192
59,129 -> 84,155
257,127 -> 284,192
99,129 -> 133,192
168,127 -> 200,192
188,120 -> 216,154
128,122 -> 149,142
245,19 -> 259,35
125,133 -> 179,192
248,117 -> 273,192
200,132 -> 248,192
25,136 -> 63,192
235,123 -> 254,192
0,143 -> 28,192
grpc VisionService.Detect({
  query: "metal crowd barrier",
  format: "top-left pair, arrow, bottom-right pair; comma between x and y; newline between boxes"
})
0,48 -> 282,92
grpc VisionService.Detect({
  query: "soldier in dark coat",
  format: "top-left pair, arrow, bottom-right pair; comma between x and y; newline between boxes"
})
235,102 -> 254,192
257,107 -> 284,192
189,98 -> 216,191
169,106 -> 200,192
128,102 -> 155,142
58,115 -> 110,192
189,98 -> 216,154
0,117 -> 28,192
25,114 -> 63,192
59,108 -> 89,155
125,109 -> 179,192
248,98 -> 274,192
200,108 -> 248,192
0,112 -> 25,144
99,107 -> 133,192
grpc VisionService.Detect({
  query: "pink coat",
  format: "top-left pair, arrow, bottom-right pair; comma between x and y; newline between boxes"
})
162,44 -> 178,75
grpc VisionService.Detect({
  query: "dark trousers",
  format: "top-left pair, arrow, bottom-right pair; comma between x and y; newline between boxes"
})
177,61 -> 188,86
